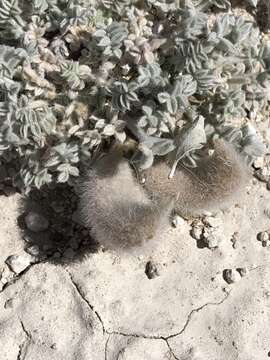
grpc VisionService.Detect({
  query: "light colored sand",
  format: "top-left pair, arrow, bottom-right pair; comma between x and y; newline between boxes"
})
0,177 -> 270,359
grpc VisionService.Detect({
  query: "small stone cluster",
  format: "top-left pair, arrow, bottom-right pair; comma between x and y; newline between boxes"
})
257,230 -> 270,247
253,156 -> 270,190
223,267 -> 248,284
190,215 -> 224,249
0,184 -> 100,290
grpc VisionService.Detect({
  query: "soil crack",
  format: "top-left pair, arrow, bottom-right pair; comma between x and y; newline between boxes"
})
64,270 -> 231,360
65,269 -> 106,334
166,291 -> 231,340
17,319 -> 32,360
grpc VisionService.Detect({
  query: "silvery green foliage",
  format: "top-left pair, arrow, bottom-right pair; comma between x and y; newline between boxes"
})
219,123 -> 267,164
0,0 -> 268,192
246,0 -> 257,7
169,116 -> 206,178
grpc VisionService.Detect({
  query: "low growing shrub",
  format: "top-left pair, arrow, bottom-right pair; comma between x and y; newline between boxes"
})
0,0 -> 268,192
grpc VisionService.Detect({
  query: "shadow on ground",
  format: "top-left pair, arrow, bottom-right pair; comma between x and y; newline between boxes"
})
17,184 -> 101,265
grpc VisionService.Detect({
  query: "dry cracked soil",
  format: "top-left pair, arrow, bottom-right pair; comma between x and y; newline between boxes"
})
0,161 -> 270,360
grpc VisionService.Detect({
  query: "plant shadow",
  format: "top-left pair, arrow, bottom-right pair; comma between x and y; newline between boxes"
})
17,184 -> 101,265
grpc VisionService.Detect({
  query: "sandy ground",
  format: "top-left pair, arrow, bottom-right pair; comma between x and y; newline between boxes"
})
1,2 -> 270,359
0,164 -> 270,360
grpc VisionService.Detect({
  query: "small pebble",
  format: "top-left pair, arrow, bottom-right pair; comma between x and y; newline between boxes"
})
0,266 -> 14,285
254,168 -> 270,182
25,245 -> 40,257
223,269 -> 242,284
172,215 -> 185,228
204,235 -> 219,249
145,261 -> 160,279
140,177 -> 146,184
4,298 -> 13,309
5,254 -> 34,274
25,212 -> 49,232
23,235 -> 33,243
257,231 -> 269,242
237,267 -> 248,277
203,226 -> 223,248
253,156 -> 264,169
262,240 -> 269,247
190,226 -> 203,240
231,232 -> 239,249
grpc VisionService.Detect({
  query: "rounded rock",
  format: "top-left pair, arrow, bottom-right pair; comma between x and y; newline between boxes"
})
262,240 -> 269,247
205,235 -> 219,249
223,269 -> 241,284
172,215 -> 185,228
190,226 -> 203,240
254,168 -> 270,183
5,254 -> 33,275
25,212 -> 49,232
145,261 -> 160,279
25,245 -> 40,257
253,156 -> 264,169
257,231 -> 269,242
237,267 -> 248,277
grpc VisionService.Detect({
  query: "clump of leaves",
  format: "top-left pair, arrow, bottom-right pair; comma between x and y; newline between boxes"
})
0,0 -> 268,192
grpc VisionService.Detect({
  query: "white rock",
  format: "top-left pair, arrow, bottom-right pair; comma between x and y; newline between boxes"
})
223,269 -> 241,284
254,167 -> 270,182
190,226 -> 203,240
5,254 -> 34,274
204,235 -> 219,249
172,215 -> 185,228
203,225 -> 223,248
0,265 -> 14,285
257,231 -> 269,242
253,156 -> 264,169
203,216 -> 222,228
25,245 -> 40,257
237,267 -> 249,277
140,177 -> 146,184
25,212 -> 49,232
